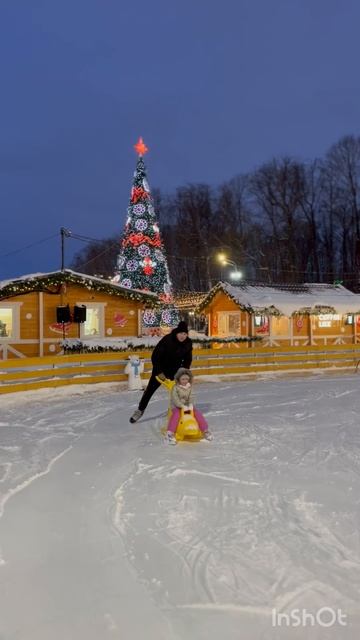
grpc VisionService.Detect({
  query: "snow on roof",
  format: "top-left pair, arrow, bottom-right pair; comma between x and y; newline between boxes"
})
198,281 -> 360,316
0,269 -> 158,301
0,272 -> 46,290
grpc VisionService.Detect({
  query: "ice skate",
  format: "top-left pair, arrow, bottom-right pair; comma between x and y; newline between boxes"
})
203,431 -> 213,441
130,409 -> 143,423
165,431 -> 177,445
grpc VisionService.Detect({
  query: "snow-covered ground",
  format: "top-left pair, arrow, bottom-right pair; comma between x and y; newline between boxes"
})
0,373 -> 360,639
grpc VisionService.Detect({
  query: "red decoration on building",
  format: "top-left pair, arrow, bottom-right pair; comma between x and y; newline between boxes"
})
49,322 -> 72,335
256,320 -> 269,334
114,312 -> 128,328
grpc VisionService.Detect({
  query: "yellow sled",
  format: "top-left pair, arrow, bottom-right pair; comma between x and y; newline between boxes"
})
156,376 -> 204,442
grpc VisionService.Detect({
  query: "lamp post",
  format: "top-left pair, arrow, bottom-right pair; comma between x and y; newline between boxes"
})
217,252 -> 227,280
216,253 -> 243,281
60,227 -> 72,271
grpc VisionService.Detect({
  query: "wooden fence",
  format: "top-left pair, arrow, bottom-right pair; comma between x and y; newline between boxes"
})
1,344 -> 360,394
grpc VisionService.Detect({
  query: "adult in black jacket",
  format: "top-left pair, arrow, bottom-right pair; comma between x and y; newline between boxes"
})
130,321 -> 192,423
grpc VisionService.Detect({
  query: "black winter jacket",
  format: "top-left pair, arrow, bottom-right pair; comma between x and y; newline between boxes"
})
151,330 -> 192,378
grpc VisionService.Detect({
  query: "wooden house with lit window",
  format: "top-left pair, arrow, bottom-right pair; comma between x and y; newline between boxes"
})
0,270 -> 157,359
196,281 -> 360,346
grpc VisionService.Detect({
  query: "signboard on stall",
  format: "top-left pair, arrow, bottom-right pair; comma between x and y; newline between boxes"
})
318,313 -> 340,328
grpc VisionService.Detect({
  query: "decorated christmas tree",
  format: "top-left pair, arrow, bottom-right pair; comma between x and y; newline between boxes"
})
113,137 -> 179,332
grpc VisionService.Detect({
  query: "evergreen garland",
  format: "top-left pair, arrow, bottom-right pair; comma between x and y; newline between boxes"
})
62,335 -> 262,354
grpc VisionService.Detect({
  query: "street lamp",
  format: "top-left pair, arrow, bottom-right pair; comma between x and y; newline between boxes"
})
216,252 -> 227,280
217,252 -> 227,264
229,268 -> 243,281
216,253 -> 243,281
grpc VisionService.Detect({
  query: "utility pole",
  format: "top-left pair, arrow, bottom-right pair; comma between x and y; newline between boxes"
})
60,227 -> 71,271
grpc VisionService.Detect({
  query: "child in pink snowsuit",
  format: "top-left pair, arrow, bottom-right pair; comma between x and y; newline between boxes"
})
166,368 -> 212,444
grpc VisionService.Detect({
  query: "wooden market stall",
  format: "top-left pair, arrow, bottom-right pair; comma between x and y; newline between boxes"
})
0,269 -> 157,359
196,281 -> 360,347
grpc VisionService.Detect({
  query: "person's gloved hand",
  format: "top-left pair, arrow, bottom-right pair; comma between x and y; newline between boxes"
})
157,373 -> 166,381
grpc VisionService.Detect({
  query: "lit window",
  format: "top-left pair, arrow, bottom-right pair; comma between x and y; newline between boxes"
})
80,304 -> 104,338
254,315 -> 269,334
254,315 -> 268,327
217,312 -> 241,337
228,313 -> 241,336
0,308 -> 14,338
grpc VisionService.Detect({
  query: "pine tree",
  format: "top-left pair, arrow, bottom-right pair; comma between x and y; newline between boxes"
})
113,138 -> 178,330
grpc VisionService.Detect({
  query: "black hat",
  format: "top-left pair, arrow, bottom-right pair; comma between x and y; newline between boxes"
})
175,321 -> 188,334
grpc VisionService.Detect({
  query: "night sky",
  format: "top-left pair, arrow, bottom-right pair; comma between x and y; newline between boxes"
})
1,0 -> 360,279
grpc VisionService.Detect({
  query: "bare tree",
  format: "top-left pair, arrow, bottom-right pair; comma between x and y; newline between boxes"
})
249,158 -> 307,281
324,135 -> 360,287
299,160 -> 322,280
174,184 -> 214,290
71,235 -> 119,278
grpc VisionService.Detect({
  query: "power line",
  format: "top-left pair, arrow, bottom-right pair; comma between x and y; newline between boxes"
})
77,242 -> 120,270
0,232 -> 59,259
60,229 -> 360,282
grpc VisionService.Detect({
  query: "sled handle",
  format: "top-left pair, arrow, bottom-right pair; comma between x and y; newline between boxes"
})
155,376 -> 175,392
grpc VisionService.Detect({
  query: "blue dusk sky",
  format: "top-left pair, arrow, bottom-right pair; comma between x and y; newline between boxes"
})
1,0 -> 360,278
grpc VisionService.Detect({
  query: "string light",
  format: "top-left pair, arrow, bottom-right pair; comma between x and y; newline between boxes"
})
0,270 -> 159,306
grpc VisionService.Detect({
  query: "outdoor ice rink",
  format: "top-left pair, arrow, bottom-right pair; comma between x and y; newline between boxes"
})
1,373 -> 360,639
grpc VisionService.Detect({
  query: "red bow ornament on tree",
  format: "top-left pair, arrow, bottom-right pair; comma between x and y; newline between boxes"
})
123,233 -> 162,248
131,187 -> 149,203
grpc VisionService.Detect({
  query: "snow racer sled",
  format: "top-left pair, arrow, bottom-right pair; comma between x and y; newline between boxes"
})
156,376 -> 204,442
